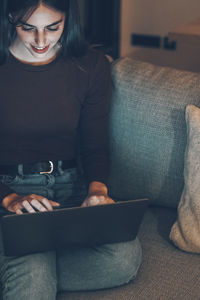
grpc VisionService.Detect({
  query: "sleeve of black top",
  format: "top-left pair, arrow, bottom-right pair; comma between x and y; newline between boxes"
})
79,51 -> 111,185
0,182 -> 16,204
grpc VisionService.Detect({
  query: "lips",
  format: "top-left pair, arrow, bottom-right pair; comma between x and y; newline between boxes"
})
31,45 -> 49,54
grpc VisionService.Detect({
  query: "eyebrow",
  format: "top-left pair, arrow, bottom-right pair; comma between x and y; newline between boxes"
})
20,19 -> 63,28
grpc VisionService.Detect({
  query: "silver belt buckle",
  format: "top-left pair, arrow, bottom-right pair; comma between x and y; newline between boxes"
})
40,161 -> 54,174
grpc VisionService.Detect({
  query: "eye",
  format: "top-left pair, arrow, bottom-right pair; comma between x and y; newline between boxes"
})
21,25 -> 35,32
46,26 -> 60,32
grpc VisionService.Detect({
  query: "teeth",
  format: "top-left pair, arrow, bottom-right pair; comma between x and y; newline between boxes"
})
33,46 -> 47,50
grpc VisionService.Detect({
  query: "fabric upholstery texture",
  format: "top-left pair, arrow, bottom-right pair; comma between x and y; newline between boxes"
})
108,58 -> 200,207
57,207 -> 200,300
55,59 -> 200,299
170,104 -> 200,253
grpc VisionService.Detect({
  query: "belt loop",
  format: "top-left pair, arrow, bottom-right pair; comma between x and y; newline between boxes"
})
58,160 -> 64,175
18,164 -> 24,176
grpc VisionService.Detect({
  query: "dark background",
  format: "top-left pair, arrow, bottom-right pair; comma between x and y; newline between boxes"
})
79,0 -> 121,59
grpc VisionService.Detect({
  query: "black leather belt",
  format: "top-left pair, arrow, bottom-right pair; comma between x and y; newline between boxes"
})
0,160 -> 76,176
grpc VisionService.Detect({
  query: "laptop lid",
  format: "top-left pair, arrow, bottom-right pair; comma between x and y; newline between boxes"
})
1,198 -> 148,256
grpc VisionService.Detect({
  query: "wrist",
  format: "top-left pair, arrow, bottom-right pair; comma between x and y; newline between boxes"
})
2,193 -> 20,209
88,181 -> 108,197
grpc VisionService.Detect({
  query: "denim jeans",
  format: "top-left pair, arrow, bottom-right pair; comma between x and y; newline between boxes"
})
0,166 -> 142,300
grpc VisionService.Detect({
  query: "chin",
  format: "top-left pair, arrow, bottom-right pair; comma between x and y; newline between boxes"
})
32,52 -> 49,58
29,49 -> 52,60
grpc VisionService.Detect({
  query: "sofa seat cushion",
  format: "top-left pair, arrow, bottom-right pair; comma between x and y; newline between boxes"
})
108,58 -> 200,207
58,207 -> 200,300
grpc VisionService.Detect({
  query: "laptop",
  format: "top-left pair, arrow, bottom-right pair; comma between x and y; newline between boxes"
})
1,198 -> 148,256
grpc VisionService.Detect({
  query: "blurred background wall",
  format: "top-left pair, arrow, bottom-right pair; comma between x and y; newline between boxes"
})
79,0 -> 200,71
120,0 -> 200,57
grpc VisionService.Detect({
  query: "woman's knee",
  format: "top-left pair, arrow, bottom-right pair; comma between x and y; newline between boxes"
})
103,237 -> 142,286
57,237 -> 142,292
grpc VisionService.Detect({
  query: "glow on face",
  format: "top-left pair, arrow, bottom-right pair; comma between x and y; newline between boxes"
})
15,3 -> 66,61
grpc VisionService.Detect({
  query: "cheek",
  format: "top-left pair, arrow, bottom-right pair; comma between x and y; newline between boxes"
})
16,29 -> 33,43
48,31 -> 64,43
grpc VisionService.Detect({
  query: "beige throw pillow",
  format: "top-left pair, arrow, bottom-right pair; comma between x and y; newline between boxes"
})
169,104 -> 200,253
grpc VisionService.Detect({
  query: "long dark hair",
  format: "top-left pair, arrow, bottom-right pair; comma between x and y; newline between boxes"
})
0,0 -> 88,65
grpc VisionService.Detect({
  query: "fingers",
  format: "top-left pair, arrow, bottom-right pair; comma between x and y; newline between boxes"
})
49,200 -> 60,207
81,197 -> 99,207
42,198 -> 54,210
81,195 -> 115,207
16,209 -> 23,215
81,201 -> 86,207
8,194 -> 60,214
30,199 -> 48,212
22,200 -> 37,213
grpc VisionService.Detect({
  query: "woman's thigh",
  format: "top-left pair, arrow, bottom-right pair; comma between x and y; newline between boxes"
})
0,226 -> 57,300
56,237 -> 142,292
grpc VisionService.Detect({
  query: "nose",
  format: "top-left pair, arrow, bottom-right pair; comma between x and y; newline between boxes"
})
35,30 -> 46,47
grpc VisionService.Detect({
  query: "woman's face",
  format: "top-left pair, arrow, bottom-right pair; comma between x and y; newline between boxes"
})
13,3 -> 66,62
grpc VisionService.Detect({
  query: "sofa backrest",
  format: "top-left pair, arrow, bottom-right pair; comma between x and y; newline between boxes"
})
108,58 -> 200,208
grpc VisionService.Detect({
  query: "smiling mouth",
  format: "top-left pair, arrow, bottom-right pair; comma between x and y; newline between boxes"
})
31,45 -> 49,54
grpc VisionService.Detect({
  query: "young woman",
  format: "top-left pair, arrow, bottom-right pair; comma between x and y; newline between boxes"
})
0,0 -> 142,299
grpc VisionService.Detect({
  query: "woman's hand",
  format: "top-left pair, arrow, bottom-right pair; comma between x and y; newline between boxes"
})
81,194 -> 114,207
81,181 -> 115,207
2,193 -> 60,214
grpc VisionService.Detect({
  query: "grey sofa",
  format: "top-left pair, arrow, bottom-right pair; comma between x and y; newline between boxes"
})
58,58 -> 200,299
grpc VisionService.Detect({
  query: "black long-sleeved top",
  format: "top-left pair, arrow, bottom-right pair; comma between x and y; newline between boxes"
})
0,49 -> 111,201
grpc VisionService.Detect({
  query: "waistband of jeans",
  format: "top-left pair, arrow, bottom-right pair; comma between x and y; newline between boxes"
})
0,159 -> 76,176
